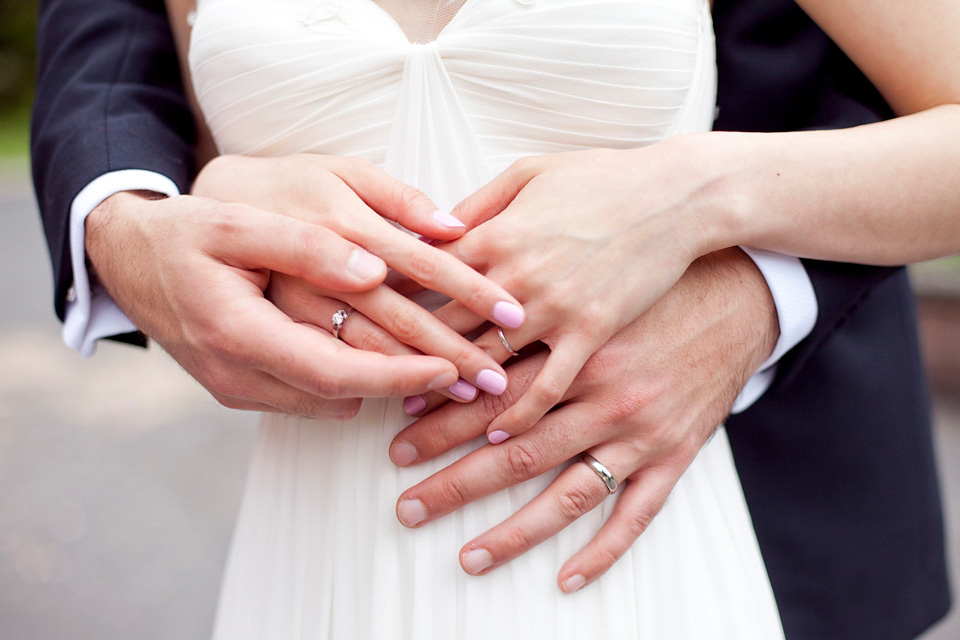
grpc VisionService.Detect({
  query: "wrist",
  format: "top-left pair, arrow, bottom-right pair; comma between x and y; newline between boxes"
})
85,190 -> 168,300
673,131 -> 765,254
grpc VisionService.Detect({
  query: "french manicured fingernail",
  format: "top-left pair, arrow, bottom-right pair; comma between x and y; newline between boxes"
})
348,248 -> 386,282
432,210 -> 465,228
561,574 -> 586,594
403,394 -> 427,415
390,440 -> 418,466
428,371 -> 459,391
476,369 -> 507,395
448,378 -> 478,401
492,301 -> 524,329
462,548 -> 494,575
397,499 -> 427,526
488,429 -> 510,444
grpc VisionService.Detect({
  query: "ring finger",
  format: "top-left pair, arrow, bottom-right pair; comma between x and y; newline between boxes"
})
456,444 -> 629,577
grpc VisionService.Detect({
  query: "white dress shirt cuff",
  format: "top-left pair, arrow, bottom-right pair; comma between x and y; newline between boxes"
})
63,170 -> 181,357
730,248 -> 818,414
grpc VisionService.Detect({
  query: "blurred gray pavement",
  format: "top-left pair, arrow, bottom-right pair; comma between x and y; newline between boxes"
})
0,157 -> 958,639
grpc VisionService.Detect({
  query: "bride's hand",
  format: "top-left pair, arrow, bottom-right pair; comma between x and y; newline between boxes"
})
434,140 -> 717,437
390,249 -> 779,588
193,154 -> 527,398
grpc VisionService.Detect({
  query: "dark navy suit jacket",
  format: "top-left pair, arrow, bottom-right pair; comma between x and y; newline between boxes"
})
32,0 -> 950,637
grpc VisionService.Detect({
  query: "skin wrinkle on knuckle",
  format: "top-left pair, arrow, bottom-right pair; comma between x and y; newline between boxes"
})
354,325 -> 391,355
500,524 -> 535,555
590,544 -> 623,575
434,474 -> 471,510
406,248 -> 441,285
555,482 -> 600,522
501,441 -> 542,483
384,304 -> 422,344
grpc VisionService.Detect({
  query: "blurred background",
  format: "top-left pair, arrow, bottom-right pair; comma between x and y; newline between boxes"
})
1,1 -> 959,638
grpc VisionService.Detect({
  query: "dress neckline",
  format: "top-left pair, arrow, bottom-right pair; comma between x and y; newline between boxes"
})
363,0 -> 478,46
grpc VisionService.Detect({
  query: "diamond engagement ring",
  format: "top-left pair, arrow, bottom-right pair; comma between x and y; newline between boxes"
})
497,326 -> 520,356
332,308 -> 353,341
581,454 -> 618,494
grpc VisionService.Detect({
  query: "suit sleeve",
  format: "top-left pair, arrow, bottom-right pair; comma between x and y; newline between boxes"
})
31,0 -> 195,326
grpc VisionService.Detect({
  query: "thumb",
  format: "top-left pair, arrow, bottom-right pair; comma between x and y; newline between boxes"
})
451,156 -> 540,228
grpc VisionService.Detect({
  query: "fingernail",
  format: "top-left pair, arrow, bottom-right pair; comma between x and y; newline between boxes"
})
348,248 -> 386,282
488,429 -> 510,444
428,371 -> 459,391
403,394 -> 427,415
417,234 -> 438,246
561,574 -> 586,594
397,499 -> 427,526
432,210 -> 465,228
448,378 -> 478,401
492,301 -> 524,329
462,548 -> 494,575
390,441 -> 418,466
476,369 -> 507,395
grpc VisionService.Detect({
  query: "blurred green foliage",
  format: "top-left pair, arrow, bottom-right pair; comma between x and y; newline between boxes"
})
0,0 -> 36,156
0,0 -> 37,114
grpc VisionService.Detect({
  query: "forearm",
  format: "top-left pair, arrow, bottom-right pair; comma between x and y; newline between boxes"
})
694,105 -> 960,264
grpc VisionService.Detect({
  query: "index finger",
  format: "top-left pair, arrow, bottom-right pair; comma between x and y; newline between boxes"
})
395,407 -> 596,527
235,296 -> 461,398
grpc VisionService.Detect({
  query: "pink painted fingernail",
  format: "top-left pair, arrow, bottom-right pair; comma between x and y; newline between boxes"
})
390,441 -> 418,466
347,248 -> 386,282
493,301 -> 524,329
432,210 -> 466,228
561,574 -> 586,594
448,378 -> 478,401
476,369 -> 507,395
417,234 -> 439,246
462,548 -> 494,575
398,499 -> 427,526
488,430 -> 511,444
403,395 -> 427,415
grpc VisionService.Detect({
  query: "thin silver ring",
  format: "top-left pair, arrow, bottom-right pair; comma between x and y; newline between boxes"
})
332,308 -> 352,341
497,326 -> 520,356
581,454 -> 618,494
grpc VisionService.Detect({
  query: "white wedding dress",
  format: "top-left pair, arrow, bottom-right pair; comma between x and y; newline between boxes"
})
188,0 -> 785,637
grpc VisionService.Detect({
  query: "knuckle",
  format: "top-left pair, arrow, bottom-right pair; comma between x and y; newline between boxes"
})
405,249 -> 441,284
354,326 -> 391,355
606,391 -> 647,422
203,368 -> 244,401
384,305 -> 423,343
533,376 -> 565,408
501,525 -> 535,554
397,182 -> 428,212
208,202 -> 249,238
501,441 -> 542,483
479,390 -> 514,419
625,510 -> 656,539
556,482 -> 599,522
306,370 -> 343,398
435,476 -> 470,509
592,545 -> 623,574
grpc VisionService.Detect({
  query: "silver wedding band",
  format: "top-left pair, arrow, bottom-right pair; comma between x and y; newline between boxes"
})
332,308 -> 352,341
497,326 -> 520,356
581,454 -> 618,494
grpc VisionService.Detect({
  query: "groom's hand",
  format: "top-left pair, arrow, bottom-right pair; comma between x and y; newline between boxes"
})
390,248 -> 778,590
84,190 -> 462,418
